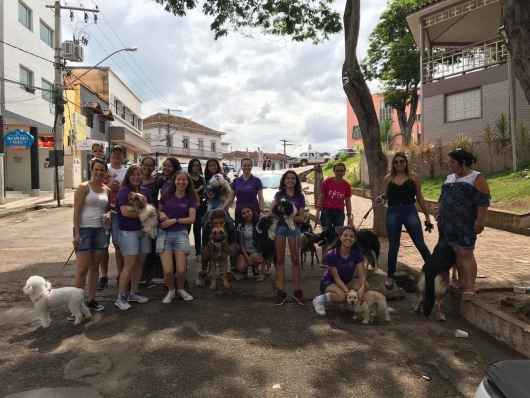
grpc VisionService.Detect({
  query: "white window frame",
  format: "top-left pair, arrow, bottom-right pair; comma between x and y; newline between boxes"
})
41,79 -> 53,102
197,139 -> 204,151
446,88 -> 481,122
39,20 -> 53,47
19,66 -> 34,90
211,140 -> 216,152
182,136 -> 189,149
18,2 -> 32,30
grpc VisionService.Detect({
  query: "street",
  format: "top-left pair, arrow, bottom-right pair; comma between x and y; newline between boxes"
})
0,207 -> 523,398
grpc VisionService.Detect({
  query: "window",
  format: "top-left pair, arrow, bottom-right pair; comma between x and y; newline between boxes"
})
99,120 -> 105,134
86,112 -> 94,129
415,114 -> 421,121
19,66 -> 34,90
40,21 -> 53,47
352,125 -> 361,139
182,137 -> 189,149
198,139 -> 204,151
446,89 -> 481,122
211,141 -> 216,152
379,100 -> 393,123
253,161 -> 258,167
41,79 -> 53,102
18,2 -> 32,30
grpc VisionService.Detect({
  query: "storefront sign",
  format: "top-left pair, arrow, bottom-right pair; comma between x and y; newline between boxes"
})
71,113 -> 87,141
3,129 -> 35,150
77,139 -> 107,151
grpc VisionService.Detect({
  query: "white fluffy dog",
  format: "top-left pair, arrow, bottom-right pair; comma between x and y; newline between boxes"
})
23,276 -> 91,328
209,173 -> 232,202
126,192 -> 158,239
346,290 -> 390,325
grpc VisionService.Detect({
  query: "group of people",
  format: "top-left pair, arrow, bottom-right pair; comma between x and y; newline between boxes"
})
72,143 -> 489,318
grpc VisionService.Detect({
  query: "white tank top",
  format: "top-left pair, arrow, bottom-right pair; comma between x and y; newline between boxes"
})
80,184 -> 109,228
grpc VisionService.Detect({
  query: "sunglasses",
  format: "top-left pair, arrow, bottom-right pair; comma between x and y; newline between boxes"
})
93,149 -> 104,152
393,160 -> 406,165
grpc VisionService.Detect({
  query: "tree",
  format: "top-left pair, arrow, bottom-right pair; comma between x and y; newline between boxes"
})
480,124 -> 496,173
501,0 -> 530,105
158,0 -> 388,235
361,0 -> 429,144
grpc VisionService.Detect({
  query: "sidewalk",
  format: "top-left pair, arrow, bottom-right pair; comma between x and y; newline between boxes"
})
0,190 -> 75,218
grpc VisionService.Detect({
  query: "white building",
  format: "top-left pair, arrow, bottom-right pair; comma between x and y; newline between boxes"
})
143,113 -> 224,167
221,140 -> 231,154
1,0 -> 58,197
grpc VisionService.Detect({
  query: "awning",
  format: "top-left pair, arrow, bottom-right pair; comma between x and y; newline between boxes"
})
2,116 -> 54,136
101,110 -> 114,121
85,102 -> 104,114
109,126 -> 151,154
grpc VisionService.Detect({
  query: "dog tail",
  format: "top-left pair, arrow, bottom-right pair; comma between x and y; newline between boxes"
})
373,236 -> 380,259
423,269 -> 436,317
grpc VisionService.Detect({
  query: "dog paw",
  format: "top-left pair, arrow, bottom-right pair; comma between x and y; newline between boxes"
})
413,306 -> 422,313
362,320 -> 369,325
437,314 -> 446,322
223,281 -> 231,289
258,276 -> 265,282
210,282 -> 217,291
86,313 -> 92,319
74,319 -> 82,325
385,317 -> 391,322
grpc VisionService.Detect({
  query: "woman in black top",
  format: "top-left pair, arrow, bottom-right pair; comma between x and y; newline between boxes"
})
188,158 -> 207,262
375,152 -> 432,290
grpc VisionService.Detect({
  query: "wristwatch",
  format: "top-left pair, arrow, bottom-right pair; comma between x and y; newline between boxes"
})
176,218 -> 180,224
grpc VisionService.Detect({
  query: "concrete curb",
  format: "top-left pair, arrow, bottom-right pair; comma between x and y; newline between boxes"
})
0,203 -> 74,218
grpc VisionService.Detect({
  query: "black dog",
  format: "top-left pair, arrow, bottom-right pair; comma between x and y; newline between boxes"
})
414,228 -> 456,321
256,217 -> 276,276
268,199 -> 298,240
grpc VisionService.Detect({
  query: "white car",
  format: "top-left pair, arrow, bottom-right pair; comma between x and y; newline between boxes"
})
473,360 -> 528,398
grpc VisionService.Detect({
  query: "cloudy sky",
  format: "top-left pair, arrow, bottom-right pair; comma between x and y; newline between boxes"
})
63,0 -> 387,155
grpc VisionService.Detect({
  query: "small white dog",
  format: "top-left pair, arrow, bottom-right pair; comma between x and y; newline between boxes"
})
346,290 -> 390,325
126,192 -> 158,239
23,276 -> 91,328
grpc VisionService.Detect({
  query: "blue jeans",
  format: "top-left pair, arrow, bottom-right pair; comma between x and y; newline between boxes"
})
386,204 -> 431,279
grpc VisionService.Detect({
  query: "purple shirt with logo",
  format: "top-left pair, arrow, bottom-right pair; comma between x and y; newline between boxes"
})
116,186 -> 153,231
273,191 -> 306,227
321,248 -> 365,284
231,175 -> 263,214
159,195 -> 197,232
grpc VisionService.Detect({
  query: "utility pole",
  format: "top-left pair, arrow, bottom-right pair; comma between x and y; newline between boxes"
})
46,1 -> 98,204
280,139 -> 292,156
164,109 -> 181,158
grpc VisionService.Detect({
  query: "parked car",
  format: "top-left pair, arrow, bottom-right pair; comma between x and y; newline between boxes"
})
291,152 -> 331,167
222,162 -> 235,173
334,148 -> 357,160
473,360 -> 529,398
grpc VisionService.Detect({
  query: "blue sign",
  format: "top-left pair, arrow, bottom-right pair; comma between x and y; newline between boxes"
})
3,129 -> 35,150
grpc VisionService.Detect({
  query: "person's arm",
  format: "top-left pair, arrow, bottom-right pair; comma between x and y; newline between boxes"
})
221,190 -> 236,210
104,187 -> 112,214
107,180 -> 121,192
257,189 -> 265,217
157,203 -> 168,222
72,184 -> 87,248
345,197 -> 353,227
222,240 -> 237,257
161,208 -> 196,228
413,174 -> 431,224
294,207 -> 305,223
355,261 -> 367,300
268,200 -> 281,220
120,205 -> 140,218
315,182 -> 326,223
473,175 -> 491,235
238,231 -> 252,264
330,268 -> 349,294
375,175 -> 390,203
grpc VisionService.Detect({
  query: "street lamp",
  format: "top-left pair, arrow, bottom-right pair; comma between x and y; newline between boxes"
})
498,26 -> 517,171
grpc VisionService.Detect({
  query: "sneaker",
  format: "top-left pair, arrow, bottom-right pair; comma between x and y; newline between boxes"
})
176,289 -> 193,301
97,277 -> 108,290
162,290 -> 176,304
231,269 -> 245,281
146,280 -> 157,289
319,259 -> 327,269
313,297 -> 326,315
251,267 -> 260,279
115,294 -> 131,311
196,271 -> 207,287
275,290 -> 287,306
88,300 -> 105,312
67,313 -> 75,321
293,289 -> 307,305
127,291 -> 149,303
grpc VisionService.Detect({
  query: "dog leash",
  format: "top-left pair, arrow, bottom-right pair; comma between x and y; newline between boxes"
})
51,248 -> 76,288
356,202 -> 378,230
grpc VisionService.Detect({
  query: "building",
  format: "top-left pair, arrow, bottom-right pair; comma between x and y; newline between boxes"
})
64,67 -> 150,163
221,141 -> 231,154
346,94 -> 422,148
407,0 -> 530,171
1,0 -> 58,198
143,113 -> 224,167
223,151 -> 290,172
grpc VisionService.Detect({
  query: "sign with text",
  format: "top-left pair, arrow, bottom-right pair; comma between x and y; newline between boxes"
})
3,129 -> 35,150
71,113 -> 87,141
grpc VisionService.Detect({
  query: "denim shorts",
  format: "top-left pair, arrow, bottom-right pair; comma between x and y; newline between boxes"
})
118,230 -> 152,257
156,229 -> 191,255
320,280 -> 336,294
320,208 -> 345,228
445,232 -> 477,251
73,227 -> 109,253
276,225 -> 301,239
109,211 -> 120,246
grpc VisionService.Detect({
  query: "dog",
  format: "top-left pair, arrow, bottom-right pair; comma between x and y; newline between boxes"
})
346,290 -> 390,325
414,229 -> 456,322
126,192 -> 158,239
209,227 -> 230,290
205,174 -> 232,210
300,231 -> 319,268
268,198 -> 298,240
23,276 -> 91,328
255,216 -> 276,281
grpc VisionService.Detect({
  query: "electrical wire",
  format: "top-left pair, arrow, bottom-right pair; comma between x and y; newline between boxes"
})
0,40 -> 57,65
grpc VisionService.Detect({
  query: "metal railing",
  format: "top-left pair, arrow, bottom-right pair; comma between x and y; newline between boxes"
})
423,38 -> 507,83
150,145 -> 223,159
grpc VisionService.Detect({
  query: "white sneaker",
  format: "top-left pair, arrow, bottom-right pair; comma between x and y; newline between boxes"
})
163,290 -> 176,304
313,297 -> 326,316
177,289 -> 193,301
115,294 -> 132,311
128,291 -> 149,303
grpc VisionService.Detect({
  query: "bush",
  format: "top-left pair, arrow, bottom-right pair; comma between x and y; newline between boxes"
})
338,152 -> 349,162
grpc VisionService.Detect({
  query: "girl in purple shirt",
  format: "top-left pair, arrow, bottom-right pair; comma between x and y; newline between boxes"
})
157,171 -> 199,304
313,227 -> 369,317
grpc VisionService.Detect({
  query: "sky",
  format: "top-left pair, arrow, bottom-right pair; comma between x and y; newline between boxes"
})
62,0 -> 388,156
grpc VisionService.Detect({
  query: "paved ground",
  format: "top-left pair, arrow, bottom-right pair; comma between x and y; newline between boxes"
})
0,207 -> 524,397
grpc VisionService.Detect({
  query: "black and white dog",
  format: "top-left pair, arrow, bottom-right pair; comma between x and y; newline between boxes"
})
267,198 -> 298,240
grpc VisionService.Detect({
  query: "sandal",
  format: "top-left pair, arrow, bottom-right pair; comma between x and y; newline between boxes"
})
462,291 -> 477,301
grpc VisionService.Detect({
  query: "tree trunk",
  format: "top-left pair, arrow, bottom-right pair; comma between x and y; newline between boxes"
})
502,0 -> 530,105
342,0 -> 388,237
395,87 -> 420,145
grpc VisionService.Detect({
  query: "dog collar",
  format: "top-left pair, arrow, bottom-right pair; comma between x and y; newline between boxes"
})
33,288 -> 52,303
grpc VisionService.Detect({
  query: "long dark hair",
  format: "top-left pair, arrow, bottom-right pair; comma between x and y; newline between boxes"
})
237,204 -> 259,229
122,165 -> 142,192
164,157 -> 182,181
187,158 -> 203,177
161,170 -> 200,205
204,158 -> 222,181
448,148 -> 477,167
279,170 -> 302,196
329,226 -> 361,252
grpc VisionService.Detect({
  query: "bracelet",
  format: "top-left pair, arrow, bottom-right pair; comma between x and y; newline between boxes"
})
315,206 -> 321,211
434,207 -> 439,210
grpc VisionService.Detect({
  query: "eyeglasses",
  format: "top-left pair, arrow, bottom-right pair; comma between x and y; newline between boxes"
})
93,149 -> 104,152
393,160 -> 406,165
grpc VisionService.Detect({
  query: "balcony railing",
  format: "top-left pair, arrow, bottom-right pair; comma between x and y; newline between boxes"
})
151,145 -> 223,159
423,38 -> 507,84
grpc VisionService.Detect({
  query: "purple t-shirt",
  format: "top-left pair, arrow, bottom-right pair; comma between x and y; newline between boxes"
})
231,175 -> 263,214
273,192 -> 306,227
159,195 -> 197,232
116,186 -> 153,231
321,248 -> 365,284
161,180 -> 171,195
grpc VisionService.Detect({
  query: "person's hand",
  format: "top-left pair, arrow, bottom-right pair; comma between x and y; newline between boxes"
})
424,220 -> 434,233
348,217 -> 354,227
159,212 -> 168,222
73,235 -> 80,248
315,211 -> 320,224
161,218 -> 176,228
247,256 -> 254,266
375,195 -> 383,203
474,219 -> 485,235
199,185 -> 205,191
434,208 -> 440,221
356,288 -> 365,303
108,181 -> 121,192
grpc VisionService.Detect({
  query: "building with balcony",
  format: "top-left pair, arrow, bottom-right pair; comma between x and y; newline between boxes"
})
143,113 -> 224,167
223,151 -> 290,172
407,0 -> 530,171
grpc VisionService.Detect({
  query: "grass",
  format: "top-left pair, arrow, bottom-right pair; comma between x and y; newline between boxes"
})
307,155 -> 362,187
421,161 -> 530,213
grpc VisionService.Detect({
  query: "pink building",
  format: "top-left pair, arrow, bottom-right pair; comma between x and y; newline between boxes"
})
346,93 -> 422,148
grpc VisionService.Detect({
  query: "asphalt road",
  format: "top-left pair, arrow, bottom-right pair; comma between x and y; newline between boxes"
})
0,208 -> 523,398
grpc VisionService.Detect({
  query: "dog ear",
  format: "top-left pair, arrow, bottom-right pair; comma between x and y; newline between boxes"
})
44,281 -> 52,290
138,194 -> 147,207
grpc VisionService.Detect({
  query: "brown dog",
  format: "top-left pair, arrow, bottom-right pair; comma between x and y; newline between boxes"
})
209,227 -> 230,290
126,192 -> 158,239
300,231 -> 319,269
